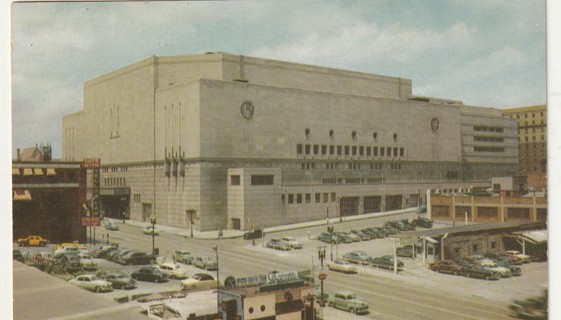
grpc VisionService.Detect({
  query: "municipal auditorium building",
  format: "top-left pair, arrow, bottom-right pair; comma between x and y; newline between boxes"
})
62,52 -> 518,231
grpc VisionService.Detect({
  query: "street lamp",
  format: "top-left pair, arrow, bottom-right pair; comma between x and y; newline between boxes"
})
317,245 -> 327,307
187,209 -> 196,238
150,216 -> 157,255
213,246 -> 220,317
327,225 -> 334,261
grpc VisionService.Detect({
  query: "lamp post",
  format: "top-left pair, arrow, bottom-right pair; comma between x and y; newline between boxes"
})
213,246 -> 220,318
317,245 -> 327,307
327,225 -> 334,261
187,209 -> 196,238
150,216 -> 157,255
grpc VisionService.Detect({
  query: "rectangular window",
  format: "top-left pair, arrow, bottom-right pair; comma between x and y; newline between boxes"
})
373,147 -> 378,156
331,192 -> 336,202
387,147 -> 391,156
323,193 -> 328,203
305,144 -> 311,155
288,194 -> 294,204
366,146 -> 371,156
297,194 -> 303,204
313,145 -> 319,155
231,175 -> 241,185
344,146 -> 350,156
393,147 -> 398,157
400,148 -> 404,157
329,145 -> 335,155
297,144 -> 303,155
352,146 -> 357,156
321,145 -> 327,155
305,193 -> 311,203
359,146 -> 364,156
380,147 -> 384,156
315,193 -> 321,203
337,145 -> 342,156
251,175 -> 274,185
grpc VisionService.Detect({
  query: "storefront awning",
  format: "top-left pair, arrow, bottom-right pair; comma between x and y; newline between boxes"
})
23,168 -> 33,176
46,168 -> 56,176
13,190 -> 32,201
12,168 -> 20,176
34,168 -> 44,176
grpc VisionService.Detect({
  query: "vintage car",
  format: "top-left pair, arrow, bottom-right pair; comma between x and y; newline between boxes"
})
327,291 -> 369,315
280,236 -> 304,249
243,228 -> 263,240
157,263 -> 188,279
17,235 -> 49,247
317,232 -> 340,244
266,238 -> 292,251
396,245 -> 416,258
429,260 -> 463,275
461,264 -> 500,280
370,255 -> 404,270
68,274 -> 113,293
486,263 -> 512,278
104,220 -> 120,231
131,266 -> 169,283
327,259 -> 358,274
192,257 -> 218,270
504,250 -> 532,264
173,250 -> 194,264
342,251 -> 372,265
142,225 -> 163,235
100,271 -> 137,289
180,273 -> 219,290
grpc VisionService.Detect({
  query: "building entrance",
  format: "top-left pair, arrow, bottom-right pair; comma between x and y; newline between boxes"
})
340,197 -> 359,216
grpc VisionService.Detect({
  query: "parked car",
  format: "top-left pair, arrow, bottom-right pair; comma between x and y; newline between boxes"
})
327,291 -> 369,315
508,290 -> 547,320
131,266 -> 169,283
100,271 -> 136,289
495,260 -> 521,276
342,251 -> 372,265
266,238 -> 292,251
57,254 -> 82,273
429,260 -> 463,275
193,256 -> 218,270
33,251 -> 54,267
104,220 -> 119,231
280,236 -> 304,249
17,235 -> 49,247
119,251 -> 157,265
94,246 -> 118,258
504,250 -> 531,264
315,289 -> 329,303
68,274 -> 113,293
486,263 -> 512,278
317,232 -> 339,244
381,225 -> 399,236
412,217 -> 433,228
53,245 -> 80,257
350,229 -> 371,241
396,245 -> 415,258
466,255 -> 495,267
142,225 -> 162,235
363,227 -> 386,239
112,248 -> 137,263
78,253 -> 97,271
461,264 -> 500,280
333,232 -> 353,243
13,249 -> 25,263
243,228 -> 263,240
484,252 -> 520,265
180,273 -> 219,290
173,250 -> 194,264
370,255 -> 404,270
157,263 -> 188,279
327,259 -> 358,274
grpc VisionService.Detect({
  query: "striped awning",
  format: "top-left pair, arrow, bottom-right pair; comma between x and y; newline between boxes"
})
34,168 -> 44,176
46,168 -> 56,176
12,168 -> 20,175
13,190 -> 32,201
23,168 -> 33,176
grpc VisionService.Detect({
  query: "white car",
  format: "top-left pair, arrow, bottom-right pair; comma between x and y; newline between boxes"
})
142,225 -> 163,235
157,263 -> 188,279
180,273 -> 219,290
69,274 -> 113,293
78,253 -> 97,271
280,236 -> 304,249
487,264 -> 512,278
327,258 -> 358,274
504,250 -> 531,263
53,245 -> 80,257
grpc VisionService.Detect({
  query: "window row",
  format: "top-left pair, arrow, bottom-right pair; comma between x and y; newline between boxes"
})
297,144 -> 405,158
283,192 -> 337,204
473,146 -> 505,152
104,177 -> 126,186
473,126 -> 504,133
230,175 -> 274,186
103,166 -> 129,173
473,136 -> 504,142
301,161 -> 399,171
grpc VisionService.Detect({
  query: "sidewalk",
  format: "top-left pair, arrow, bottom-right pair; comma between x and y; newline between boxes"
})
112,207 -> 418,240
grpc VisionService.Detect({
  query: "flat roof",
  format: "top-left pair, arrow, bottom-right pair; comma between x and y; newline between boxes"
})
13,261 -> 148,320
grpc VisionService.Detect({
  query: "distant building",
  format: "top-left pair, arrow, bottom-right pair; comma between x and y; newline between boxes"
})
62,52 -> 519,231
12,147 -> 87,243
501,105 -> 547,188
16,143 -> 52,162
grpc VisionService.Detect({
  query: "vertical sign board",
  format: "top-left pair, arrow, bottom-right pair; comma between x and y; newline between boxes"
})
82,158 -> 101,217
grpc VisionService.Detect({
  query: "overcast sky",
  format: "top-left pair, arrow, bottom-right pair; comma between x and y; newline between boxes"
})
10,0 -> 546,159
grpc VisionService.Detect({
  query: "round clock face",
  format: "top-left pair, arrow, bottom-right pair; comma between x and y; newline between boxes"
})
240,101 -> 254,120
431,117 -> 440,132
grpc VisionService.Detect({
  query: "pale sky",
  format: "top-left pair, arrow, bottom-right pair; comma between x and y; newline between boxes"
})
9,0 -> 547,159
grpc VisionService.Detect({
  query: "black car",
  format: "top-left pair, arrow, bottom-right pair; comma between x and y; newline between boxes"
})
131,267 -> 169,283
461,264 -> 500,280
243,228 -> 263,240
412,217 -> 433,228
94,246 -> 118,258
120,251 -> 157,265
100,271 -> 137,289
